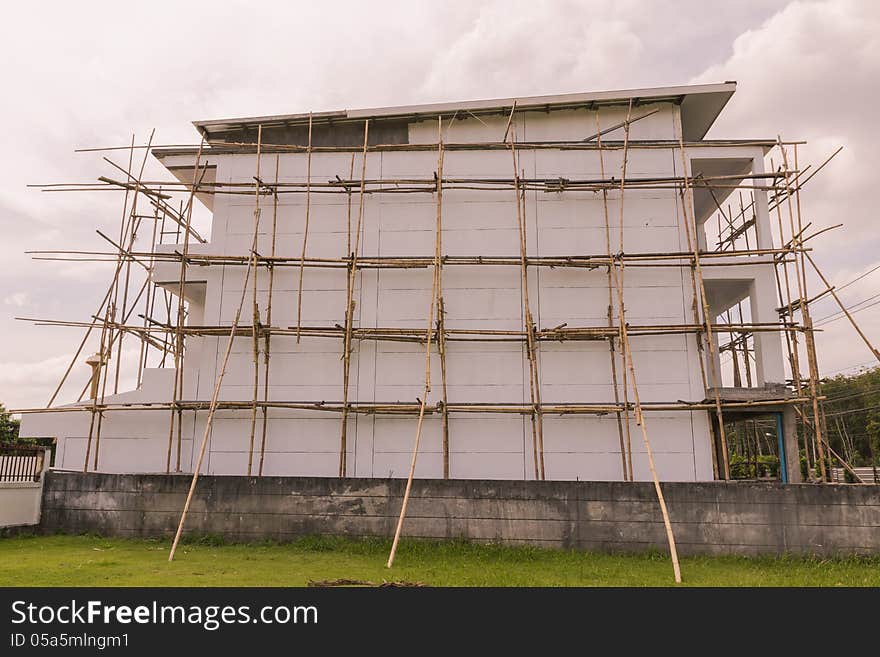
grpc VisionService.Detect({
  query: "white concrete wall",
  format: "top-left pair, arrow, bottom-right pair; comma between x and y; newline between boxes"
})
20,102 -> 784,483
0,484 -> 44,527
0,450 -> 49,527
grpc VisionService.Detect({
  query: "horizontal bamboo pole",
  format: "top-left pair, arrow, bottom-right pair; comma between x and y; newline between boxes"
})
27,246 -> 806,269
18,317 -> 806,339
13,396 -> 816,416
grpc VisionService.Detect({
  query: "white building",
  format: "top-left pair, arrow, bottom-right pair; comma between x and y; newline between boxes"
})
21,82 -> 797,482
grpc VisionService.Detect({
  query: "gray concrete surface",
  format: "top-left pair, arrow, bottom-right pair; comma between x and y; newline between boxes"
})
34,471 -> 880,556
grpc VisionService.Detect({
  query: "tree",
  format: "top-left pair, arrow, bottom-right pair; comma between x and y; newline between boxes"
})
0,403 -> 20,442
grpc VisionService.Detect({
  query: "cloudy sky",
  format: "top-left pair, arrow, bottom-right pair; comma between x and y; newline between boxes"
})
1,0 -> 878,410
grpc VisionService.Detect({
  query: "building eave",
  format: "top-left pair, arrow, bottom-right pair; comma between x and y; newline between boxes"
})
191,81 -> 737,142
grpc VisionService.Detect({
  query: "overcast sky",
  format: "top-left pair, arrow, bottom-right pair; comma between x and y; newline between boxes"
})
1,0 -> 878,410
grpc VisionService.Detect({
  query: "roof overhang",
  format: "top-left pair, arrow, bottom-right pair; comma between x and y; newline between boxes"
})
192,81 -> 737,142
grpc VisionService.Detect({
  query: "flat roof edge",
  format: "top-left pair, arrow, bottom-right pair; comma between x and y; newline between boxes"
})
193,82 -> 736,133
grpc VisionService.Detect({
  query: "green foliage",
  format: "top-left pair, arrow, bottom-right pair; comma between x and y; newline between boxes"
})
0,403 -> 20,442
820,366 -> 880,468
729,453 -> 780,479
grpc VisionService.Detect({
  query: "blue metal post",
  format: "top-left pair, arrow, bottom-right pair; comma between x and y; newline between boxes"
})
775,412 -> 788,484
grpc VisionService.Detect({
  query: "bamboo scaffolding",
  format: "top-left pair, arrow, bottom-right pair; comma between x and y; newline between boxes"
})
23,102 -> 867,580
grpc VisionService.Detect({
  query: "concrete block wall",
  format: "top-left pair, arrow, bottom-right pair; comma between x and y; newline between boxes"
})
38,472 -> 880,556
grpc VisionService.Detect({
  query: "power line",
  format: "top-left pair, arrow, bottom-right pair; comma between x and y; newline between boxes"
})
822,386 -> 880,404
814,293 -> 880,327
822,403 -> 880,418
834,261 -> 880,294
824,359 -> 880,376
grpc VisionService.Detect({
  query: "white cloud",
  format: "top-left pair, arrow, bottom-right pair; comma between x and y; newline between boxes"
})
3,292 -> 29,307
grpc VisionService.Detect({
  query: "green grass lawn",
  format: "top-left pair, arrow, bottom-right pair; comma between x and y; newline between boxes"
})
1,534 -> 878,587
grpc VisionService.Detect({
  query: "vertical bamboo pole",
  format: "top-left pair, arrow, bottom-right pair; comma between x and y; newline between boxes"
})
337,154 -> 356,477
339,123 -> 370,477
438,296 -> 450,478
247,140 -> 266,476
295,113 -> 313,343
434,123 -> 451,479
386,117 -> 445,568
258,155 -> 281,476
595,109 -> 631,481
727,311 -> 742,387
169,126 -> 264,562
510,122 -> 545,480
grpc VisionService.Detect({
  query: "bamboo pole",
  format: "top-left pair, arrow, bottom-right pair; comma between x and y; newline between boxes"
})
435,125 -> 451,478
169,125 -> 264,561
247,139 -> 265,476
295,113 -> 313,343
595,109 -> 631,480
258,155 -> 281,476
387,116 -> 445,568
16,395 -> 815,417
337,153 -> 357,477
